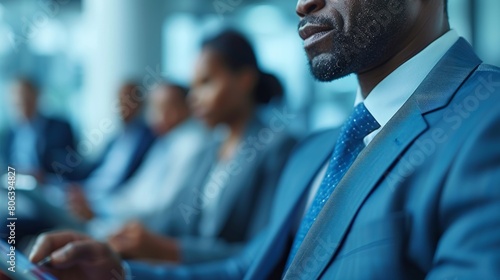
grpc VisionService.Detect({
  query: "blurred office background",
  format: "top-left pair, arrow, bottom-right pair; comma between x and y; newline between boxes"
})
0,0 -> 499,158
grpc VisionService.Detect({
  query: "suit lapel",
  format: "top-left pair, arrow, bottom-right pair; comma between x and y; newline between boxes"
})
284,38 -> 482,279
284,101 -> 428,279
245,129 -> 339,280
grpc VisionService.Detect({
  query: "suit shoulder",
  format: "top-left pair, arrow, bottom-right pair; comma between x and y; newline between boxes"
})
460,63 -> 500,104
469,63 -> 500,93
475,63 -> 500,75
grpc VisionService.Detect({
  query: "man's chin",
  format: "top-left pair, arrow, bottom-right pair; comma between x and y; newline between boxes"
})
308,53 -> 352,82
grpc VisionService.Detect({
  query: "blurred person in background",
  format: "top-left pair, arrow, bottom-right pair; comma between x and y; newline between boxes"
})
0,78 -> 78,252
0,77 -> 76,182
69,82 -> 209,239
67,82 -> 157,220
106,30 -> 297,265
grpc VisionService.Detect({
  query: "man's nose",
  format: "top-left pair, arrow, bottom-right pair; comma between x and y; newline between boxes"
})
296,0 -> 325,17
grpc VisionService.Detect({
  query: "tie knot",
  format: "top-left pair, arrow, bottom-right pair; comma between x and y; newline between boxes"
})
343,103 -> 380,141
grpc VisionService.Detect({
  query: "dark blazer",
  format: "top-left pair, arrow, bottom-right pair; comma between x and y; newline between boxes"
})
1,115 -> 76,180
148,117 -> 297,264
128,38 -> 500,279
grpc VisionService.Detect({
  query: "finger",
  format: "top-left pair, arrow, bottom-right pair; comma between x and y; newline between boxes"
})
127,221 -> 142,229
107,238 -> 119,251
121,223 -> 134,232
107,232 -> 119,241
110,226 -> 127,237
108,240 -> 129,258
110,229 -> 129,245
128,222 -> 146,235
107,234 -> 124,249
117,228 -> 135,240
29,231 -> 89,262
50,240 -> 110,269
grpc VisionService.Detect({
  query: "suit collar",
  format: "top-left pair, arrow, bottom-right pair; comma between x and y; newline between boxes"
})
414,38 -> 482,113
357,30 -> 460,128
284,38 -> 482,279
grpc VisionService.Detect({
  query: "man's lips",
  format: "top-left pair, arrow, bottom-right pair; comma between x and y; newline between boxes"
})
298,24 -> 334,48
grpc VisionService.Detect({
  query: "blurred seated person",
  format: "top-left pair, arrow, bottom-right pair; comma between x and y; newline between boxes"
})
107,30 -> 297,264
0,77 -> 76,182
69,82 -> 209,239
71,82 -> 156,195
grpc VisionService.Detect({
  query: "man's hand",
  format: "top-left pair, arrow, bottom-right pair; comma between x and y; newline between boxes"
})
108,221 -> 181,263
67,185 -> 95,221
0,272 -> 12,280
29,231 -> 125,280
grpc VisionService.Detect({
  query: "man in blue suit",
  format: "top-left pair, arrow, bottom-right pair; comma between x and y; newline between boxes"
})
73,82 -> 156,188
1,78 -> 76,182
26,0 -> 500,279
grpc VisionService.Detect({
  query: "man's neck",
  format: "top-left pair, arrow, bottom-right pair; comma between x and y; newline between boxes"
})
357,24 -> 450,98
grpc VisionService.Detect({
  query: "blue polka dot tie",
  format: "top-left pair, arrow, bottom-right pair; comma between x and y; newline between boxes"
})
286,103 -> 380,268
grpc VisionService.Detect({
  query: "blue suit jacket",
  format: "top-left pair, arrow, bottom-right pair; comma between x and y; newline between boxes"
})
128,38 -> 500,279
1,115 -> 76,179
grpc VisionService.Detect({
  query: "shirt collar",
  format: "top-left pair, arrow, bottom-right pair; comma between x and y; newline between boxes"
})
355,30 -> 460,128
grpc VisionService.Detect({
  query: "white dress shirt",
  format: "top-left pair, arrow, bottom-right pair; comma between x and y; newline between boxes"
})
11,117 -> 40,172
300,30 -> 460,221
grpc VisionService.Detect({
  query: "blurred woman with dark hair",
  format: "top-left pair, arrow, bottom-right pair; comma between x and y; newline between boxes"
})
108,30 -> 297,264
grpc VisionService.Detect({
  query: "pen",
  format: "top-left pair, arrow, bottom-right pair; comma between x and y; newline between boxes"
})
36,256 -> 53,268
